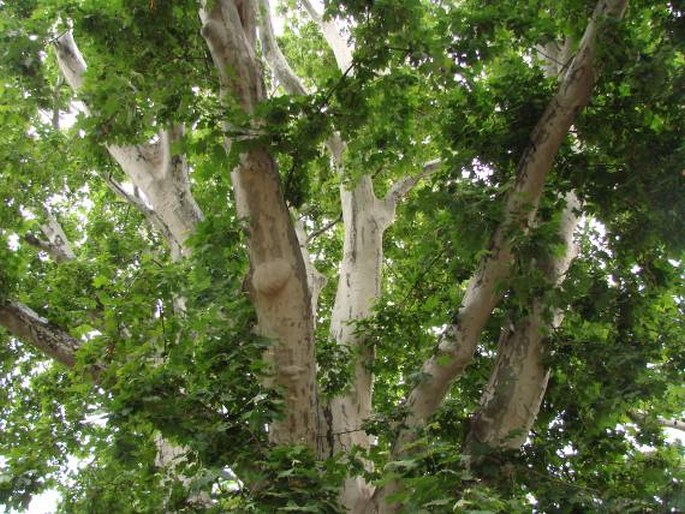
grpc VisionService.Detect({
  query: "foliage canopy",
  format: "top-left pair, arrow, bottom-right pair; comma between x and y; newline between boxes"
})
0,0 -> 683,512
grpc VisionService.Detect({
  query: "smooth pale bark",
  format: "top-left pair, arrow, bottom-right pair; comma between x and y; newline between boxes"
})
466,193 -> 579,452
200,0 -> 318,448
327,163 -> 440,512
377,1 -> 628,511
327,175 -> 393,509
259,0 -> 327,318
301,0 -> 354,72
292,5 -> 442,509
53,32 -> 202,260
23,207 -> 76,263
465,41 -> 581,455
258,0 -> 307,97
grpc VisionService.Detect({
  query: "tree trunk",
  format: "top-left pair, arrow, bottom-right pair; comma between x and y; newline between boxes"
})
200,0 -> 318,448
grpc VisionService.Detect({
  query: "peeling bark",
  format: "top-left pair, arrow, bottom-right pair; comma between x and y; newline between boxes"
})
399,0 -> 627,439
0,301 -> 82,367
201,0 -> 318,448
377,1 -> 628,511
237,148 -> 318,447
466,193 -> 579,452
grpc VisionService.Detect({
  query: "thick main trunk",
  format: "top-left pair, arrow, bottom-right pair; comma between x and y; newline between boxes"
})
235,148 -> 318,447
200,0 -> 318,448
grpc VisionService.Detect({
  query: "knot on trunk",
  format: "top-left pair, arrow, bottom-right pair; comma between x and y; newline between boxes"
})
252,258 -> 292,296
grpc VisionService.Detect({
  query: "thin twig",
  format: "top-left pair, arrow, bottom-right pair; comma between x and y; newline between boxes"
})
306,213 -> 343,243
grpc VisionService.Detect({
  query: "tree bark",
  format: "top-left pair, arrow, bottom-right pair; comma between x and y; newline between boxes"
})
200,0 -> 318,448
0,301 -> 82,368
376,1 -> 628,511
466,193 -> 579,452
23,207 -> 76,263
54,32 -> 202,260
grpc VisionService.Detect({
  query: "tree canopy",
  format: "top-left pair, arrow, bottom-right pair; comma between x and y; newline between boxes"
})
0,0 -> 683,512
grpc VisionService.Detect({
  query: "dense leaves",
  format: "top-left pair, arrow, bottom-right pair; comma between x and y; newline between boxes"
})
1,0 -> 683,512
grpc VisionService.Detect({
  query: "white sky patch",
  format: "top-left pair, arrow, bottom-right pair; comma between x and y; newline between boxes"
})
7,233 -> 19,251
24,490 -> 61,514
19,205 -> 36,221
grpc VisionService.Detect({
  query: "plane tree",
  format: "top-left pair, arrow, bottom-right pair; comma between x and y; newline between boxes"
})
0,0 -> 683,511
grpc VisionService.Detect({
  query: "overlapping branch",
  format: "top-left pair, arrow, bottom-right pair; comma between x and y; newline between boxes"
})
396,0 -> 629,442
466,193 -> 580,452
258,0 -> 307,96
53,32 -> 202,260
24,207 -> 76,263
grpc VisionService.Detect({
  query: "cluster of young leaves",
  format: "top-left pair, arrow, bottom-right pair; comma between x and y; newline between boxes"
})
222,445 -> 346,513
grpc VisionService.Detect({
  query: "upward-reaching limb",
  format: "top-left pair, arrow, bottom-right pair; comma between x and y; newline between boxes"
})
376,1 -> 629,511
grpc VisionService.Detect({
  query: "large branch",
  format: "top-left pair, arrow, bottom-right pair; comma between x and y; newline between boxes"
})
465,193 -> 580,452
397,0 -> 628,441
54,32 -> 202,260
0,301 -> 82,367
301,0 -> 353,72
261,5 -> 437,508
659,417 -> 685,432
0,298 -> 214,506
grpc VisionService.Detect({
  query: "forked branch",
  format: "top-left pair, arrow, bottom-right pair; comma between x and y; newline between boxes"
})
397,0 -> 629,442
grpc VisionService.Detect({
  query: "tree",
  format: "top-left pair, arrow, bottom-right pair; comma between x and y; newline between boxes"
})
1,0 -> 683,511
